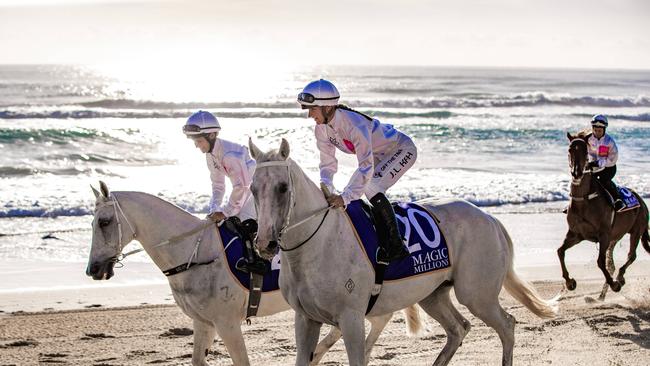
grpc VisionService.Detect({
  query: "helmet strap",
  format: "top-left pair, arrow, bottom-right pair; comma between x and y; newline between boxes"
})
323,106 -> 336,124
206,133 -> 217,152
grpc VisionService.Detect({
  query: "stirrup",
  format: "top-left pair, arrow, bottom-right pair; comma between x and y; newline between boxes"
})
236,258 -> 267,275
614,199 -> 625,212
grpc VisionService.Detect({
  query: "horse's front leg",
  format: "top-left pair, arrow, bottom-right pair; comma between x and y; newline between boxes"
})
295,312 -> 322,366
597,235 -> 621,292
598,241 -> 617,300
557,230 -> 582,290
309,326 -> 341,365
338,310 -> 366,366
192,319 -> 216,366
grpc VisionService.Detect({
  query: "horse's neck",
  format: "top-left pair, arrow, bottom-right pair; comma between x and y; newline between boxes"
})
115,192 -> 220,270
282,163 -> 345,254
571,174 -> 595,198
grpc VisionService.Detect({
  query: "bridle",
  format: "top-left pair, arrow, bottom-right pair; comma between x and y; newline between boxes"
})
95,194 -> 223,276
568,140 -> 599,201
255,160 -> 331,251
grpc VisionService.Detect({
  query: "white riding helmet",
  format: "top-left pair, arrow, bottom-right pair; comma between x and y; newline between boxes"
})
183,110 -> 221,135
591,114 -> 608,128
297,79 -> 340,109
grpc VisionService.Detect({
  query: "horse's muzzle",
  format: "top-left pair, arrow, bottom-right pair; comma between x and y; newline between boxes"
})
86,260 -> 116,280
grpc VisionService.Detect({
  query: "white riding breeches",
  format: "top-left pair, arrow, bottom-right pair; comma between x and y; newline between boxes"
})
364,138 -> 418,199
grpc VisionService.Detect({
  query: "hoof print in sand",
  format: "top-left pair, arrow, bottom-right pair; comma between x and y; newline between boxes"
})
1,339 -> 39,348
160,327 -> 193,338
80,333 -> 116,340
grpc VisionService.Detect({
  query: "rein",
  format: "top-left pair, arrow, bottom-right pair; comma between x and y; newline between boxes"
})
255,160 -> 332,251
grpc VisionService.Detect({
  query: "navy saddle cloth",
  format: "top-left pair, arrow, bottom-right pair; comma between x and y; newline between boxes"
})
219,225 -> 280,292
345,200 -> 451,280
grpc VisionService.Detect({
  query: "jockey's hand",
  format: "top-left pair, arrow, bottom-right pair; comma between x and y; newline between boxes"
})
326,194 -> 345,208
587,161 -> 600,169
207,212 -> 226,222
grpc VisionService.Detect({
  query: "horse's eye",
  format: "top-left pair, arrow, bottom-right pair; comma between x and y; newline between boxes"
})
99,218 -> 111,228
278,183 -> 288,194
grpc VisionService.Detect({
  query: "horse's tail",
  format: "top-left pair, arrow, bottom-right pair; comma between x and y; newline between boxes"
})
495,218 -> 559,319
639,194 -> 650,254
642,228 -> 650,254
404,304 -> 424,336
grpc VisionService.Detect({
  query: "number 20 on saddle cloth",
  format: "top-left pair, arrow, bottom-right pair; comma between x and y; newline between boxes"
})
345,200 -> 452,280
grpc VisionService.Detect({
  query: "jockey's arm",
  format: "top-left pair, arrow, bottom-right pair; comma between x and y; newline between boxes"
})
221,153 -> 253,218
207,155 -> 226,214
340,123 -> 373,206
316,126 -> 338,194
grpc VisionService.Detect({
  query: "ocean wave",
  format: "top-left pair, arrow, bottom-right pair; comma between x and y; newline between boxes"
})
571,112 -> 650,122
0,127 -> 108,143
5,192 -> 647,219
78,94 -> 650,109
0,108 -> 455,120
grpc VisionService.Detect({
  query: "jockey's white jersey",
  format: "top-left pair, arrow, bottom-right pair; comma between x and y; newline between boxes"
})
206,138 -> 256,219
315,107 -> 413,205
587,133 -> 618,169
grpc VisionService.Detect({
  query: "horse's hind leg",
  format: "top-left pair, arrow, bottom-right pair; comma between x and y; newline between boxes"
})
557,230 -> 582,290
363,313 -> 393,365
616,230 -> 642,287
418,285 -> 471,366
596,235 -> 622,292
192,319 -> 217,366
309,326 -> 341,366
457,288 -> 515,366
598,241 -> 616,301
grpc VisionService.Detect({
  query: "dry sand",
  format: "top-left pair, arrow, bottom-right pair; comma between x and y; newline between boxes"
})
1,276 -> 649,365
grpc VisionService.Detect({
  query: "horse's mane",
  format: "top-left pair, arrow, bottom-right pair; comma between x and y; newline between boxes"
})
575,128 -> 592,140
113,191 -> 199,221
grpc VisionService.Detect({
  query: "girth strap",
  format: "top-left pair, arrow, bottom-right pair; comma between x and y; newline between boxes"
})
246,273 -> 264,322
162,258 -> 218,277
366,260 -> 387,315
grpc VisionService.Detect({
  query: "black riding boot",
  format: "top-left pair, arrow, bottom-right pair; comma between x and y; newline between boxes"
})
604,182 -> 624,211
224,217 -> 268,275
370,193 -> 409,263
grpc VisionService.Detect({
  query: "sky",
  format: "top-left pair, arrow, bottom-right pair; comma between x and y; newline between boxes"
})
0,0 -> 649,70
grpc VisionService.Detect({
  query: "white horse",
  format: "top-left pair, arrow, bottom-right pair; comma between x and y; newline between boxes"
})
86,181 -> 418,366
248,139 -> 559,366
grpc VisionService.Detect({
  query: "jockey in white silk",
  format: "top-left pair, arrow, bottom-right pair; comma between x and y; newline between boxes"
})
183,110 -> 265,274
586,114 -> 624,211
316,107 -> 418,206
587,132 -> 618,170
206,138 -> 256,221
299,79 -> 416,263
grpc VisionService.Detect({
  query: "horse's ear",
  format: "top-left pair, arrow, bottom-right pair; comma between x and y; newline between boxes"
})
279,138 -> 290,160
99,181 -> 110,198
91,185 -> 102,199
249,137 -> 262,160
566,132 -> 574,141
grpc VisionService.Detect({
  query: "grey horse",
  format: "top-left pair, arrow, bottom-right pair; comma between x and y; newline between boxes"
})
560,132 -> 649,300
248,138 -> 558,366
86,181 -> 417,365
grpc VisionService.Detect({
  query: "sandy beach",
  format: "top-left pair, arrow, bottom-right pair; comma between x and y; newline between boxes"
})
2,211 -> 650,365
1,276 -> 649,365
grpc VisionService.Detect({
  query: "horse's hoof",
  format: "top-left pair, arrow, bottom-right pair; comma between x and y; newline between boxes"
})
611,282 -> 622,292
566,279 -> 577,291
617,277 -> 626,287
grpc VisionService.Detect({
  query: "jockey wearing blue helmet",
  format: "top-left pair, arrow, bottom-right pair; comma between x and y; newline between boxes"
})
587,114 -> 624,211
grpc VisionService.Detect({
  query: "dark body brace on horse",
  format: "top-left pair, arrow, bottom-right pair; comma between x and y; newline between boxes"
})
559,132 -> 650,298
